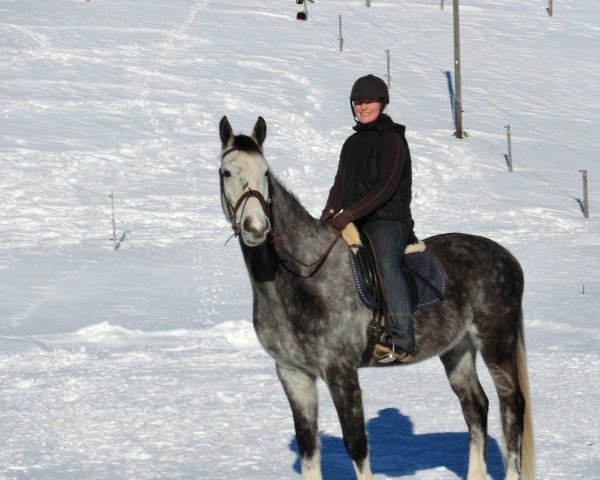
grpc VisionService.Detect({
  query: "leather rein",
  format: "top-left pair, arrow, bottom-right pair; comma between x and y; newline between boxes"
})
220,147 -> 342,276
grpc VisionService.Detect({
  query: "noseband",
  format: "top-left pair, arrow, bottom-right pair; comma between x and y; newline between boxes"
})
220,147 -> 270,235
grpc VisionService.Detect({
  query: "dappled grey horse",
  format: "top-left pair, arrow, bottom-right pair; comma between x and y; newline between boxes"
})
218,116 -> 534,480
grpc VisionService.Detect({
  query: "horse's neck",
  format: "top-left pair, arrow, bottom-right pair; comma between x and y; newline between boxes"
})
241,176 -> 337,282
270,176 -> 335,254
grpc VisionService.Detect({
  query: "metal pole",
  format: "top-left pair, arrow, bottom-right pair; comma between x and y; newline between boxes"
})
505,125 -> 513,172
366,0 -> 371,7
441,0 -> 444,10
453,0 -> 463,139
580,169 -> 589,218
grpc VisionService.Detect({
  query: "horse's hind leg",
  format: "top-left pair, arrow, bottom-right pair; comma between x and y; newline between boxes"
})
276,364 -> 321,480
480,328 -> 534,480
325,368 -> 373,480
440,334 -> 489,480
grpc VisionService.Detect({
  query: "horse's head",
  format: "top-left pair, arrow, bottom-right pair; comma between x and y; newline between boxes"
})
219,116 -> 271,247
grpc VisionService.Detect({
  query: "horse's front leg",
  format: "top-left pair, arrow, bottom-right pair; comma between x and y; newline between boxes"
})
276,364 -> 321,480
325,368 -> 373,480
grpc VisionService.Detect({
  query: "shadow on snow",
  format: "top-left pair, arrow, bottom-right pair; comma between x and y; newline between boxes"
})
290,408 -> 505,479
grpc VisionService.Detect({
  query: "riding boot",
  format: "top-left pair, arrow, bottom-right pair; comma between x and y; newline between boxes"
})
361,220 -> 417,361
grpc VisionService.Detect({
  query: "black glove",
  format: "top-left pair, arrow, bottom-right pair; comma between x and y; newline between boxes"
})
329,210 -> 353,231
320,209 -> 336,224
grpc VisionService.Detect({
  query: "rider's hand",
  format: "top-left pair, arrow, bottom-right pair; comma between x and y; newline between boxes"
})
329,210 -> 353,231
320,209 -> 336,224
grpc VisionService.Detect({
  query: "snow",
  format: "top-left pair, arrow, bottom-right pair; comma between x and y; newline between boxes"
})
1,0 -> 599,478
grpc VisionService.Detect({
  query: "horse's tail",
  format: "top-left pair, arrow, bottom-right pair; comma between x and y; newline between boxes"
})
517,325 -> 536,479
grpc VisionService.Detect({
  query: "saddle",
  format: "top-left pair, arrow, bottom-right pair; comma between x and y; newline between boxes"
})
342,223 -> 447,366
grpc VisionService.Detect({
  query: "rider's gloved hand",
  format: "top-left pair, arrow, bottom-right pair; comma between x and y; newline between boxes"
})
319,209 -> 336,225
329,210 -> 353,231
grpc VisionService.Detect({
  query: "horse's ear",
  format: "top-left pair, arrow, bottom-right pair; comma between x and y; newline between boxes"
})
219,116 -> 233,148
252,116 -> 267,147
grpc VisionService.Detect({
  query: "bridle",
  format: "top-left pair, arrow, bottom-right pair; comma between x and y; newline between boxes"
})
220,146 -> 342,277
220,176 -> 271,236
220,147 -> 270,236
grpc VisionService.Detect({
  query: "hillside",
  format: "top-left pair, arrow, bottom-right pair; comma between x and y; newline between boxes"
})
1,1 -> 599,478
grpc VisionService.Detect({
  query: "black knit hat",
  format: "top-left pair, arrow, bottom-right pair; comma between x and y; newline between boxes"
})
350,74 -> 389,105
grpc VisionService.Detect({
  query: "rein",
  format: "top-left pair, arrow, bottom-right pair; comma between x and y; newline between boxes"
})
220,146 -> 341,276
270,229 -> 342,278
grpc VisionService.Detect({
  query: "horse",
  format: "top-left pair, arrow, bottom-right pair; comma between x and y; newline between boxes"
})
217,115 -> 535,480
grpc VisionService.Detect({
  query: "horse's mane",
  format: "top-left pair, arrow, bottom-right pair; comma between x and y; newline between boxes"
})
266,174 -> 340,279
269,174 -> 316,225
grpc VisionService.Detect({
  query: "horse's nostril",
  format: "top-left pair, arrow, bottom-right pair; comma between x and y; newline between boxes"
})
243,216 -> 268,236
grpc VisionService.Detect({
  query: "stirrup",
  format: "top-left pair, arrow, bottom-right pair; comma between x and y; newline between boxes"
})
374,343 -> 398,364
377,351 -> 399,364
374,342 -> 417,364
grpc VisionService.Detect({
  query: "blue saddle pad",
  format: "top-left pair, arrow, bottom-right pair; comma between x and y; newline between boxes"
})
348,246 -> 447,312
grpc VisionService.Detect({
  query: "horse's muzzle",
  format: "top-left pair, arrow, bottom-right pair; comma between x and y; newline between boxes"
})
241,215 -> 271,246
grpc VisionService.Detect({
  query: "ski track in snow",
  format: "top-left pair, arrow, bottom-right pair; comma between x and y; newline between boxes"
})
1,1 -> 599,479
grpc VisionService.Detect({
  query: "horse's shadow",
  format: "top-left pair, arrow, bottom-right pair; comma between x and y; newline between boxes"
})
290,408 -> 505,479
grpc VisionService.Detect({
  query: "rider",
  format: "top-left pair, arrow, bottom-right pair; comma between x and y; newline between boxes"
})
321,74 -> 417,363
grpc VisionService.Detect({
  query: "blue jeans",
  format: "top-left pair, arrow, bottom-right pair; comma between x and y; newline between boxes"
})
361,220 -> 416,354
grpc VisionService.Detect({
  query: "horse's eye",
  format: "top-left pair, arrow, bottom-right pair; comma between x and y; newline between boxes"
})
222,170 -> 231,178
265,170 -> 270,177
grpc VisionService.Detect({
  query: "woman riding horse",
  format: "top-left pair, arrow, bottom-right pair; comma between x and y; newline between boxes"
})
322,74 -> 417,363
218,114 -> 535,480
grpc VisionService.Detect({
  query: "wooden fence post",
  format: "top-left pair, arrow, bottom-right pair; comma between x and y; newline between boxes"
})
385,49 -> 391,88
548,0 -> 553,16
366,0 -> 371,7
505,125 -> 513,172
338,15 -> 343,52
580,169 -> 589,218
453,0 -> 463,138
110,190 -> 117,251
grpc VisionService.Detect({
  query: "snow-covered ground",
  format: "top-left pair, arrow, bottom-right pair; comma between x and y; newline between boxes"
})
1,1 -> 599,478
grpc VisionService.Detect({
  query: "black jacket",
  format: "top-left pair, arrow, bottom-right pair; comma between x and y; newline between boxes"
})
325,114 -> 413,227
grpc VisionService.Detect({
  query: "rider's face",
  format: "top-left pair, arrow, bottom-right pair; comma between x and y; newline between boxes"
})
353,99 -> 382,124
